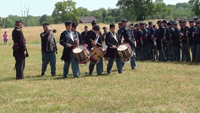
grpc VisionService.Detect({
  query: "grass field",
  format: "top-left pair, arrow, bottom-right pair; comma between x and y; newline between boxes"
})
1,21 -> 200,112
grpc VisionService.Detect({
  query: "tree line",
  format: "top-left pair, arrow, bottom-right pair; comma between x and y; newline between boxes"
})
0,0 -> 198,28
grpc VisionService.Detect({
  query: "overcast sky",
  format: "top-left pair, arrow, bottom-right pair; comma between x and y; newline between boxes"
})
0,0 -> 189,17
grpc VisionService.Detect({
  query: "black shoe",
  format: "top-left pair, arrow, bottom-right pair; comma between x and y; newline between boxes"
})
74,76 -> 79,78
52,74 -> 56,76
41,72 -> 45,76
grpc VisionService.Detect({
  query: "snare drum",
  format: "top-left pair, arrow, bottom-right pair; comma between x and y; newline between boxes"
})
117,43 -> 133,62
90,46 -> 106,64
73,45 -> 90,64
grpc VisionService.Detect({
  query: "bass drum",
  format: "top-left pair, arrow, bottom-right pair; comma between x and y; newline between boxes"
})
73,45 -> 90,64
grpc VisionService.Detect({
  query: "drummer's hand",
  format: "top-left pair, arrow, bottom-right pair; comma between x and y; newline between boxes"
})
67,44 -> 72,48
56,50 -> 58,54
92,41 -> 96,45
84,44 -> 88,47
112,45 -> 117,48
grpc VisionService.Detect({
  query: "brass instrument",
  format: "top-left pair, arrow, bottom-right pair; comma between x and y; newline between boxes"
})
48,29 -> 57,33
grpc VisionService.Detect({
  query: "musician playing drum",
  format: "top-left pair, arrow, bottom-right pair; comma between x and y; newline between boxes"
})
60,21 -> 79,78
121,19 -> 137,70
86,25 -> 103,76
106,23 -> 123,74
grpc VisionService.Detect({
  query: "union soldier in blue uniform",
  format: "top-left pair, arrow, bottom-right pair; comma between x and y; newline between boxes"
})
106,23 -> 123,74
172,22 -> 181,61
81,26 -> 88,43
12,20 -> 29,80
60,21 -> 79,78
188,20 -> 198,62
155,20 -> 166,62
194,21 -> 200,62
86,25 -> 104,75
147,21 -> 155,60
135,24 -> 143,61
166,22 -> 174,61
121,21 -> 137,70
40,23 -> 58,76
180,20 -> 190,61
140,23 -> 148,60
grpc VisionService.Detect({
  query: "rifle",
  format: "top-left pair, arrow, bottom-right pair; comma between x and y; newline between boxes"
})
161,38 -> 167,60
153,38 -> 157,61
192,31 -> 196,62
169,30 -> 173,61
180,35 -> 183,61
186,28 -> 190,61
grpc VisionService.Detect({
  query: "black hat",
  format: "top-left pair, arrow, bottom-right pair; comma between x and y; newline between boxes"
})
134,24 -> 139,27
167,22 -> 172,26
15,20 -> 23,23
91,20 -> 97,25
144,23 -> 147,26
43,23 -> 49,28
85,26 -> 88,28
189,20 -> 194,23
153,25 -> 156,28
148,21 -> 153,24
196,21 -> 200,24
157,20 -> 162,24
172,20 -> 176,24
173,22 -> 177,25
181,20 -> 186,23
194,17 -> 198,20
118,22 -> 122,25
103,27 -> 107,29
179,20 -> 182,23
72,22 -> 78,28
65,21 -> 72,26
122,19 -> 127,23
110,23 -> 115,28
162,20 -> 167,23
140,23 -> 144,25
93,25 -> 100,31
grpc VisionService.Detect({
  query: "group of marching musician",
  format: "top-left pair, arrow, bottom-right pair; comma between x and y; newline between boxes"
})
12,17 -> 200,79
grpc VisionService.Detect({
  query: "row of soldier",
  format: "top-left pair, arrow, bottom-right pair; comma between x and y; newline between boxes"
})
119,18 -> 200,62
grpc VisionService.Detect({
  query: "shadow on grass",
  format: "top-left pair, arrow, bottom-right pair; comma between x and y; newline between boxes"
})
0,77 -> 16,81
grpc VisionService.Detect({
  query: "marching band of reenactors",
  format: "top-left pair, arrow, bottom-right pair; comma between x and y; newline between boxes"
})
12,17 -> 200,79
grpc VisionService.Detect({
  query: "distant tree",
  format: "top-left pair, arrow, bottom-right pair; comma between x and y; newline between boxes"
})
0,17 -> 6,28
40,14 -> 54,25
77,7 -> 90,16
52,0 -> 79,23
189,0 -> 200,16
21,3 -> 31,26
116,0 -> 171,21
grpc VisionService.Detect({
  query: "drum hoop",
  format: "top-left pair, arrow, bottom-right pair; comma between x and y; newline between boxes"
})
79,56 -> 90,64
117,43 -> 130,52
72,44 -> 88,53
94,45 -> 104,52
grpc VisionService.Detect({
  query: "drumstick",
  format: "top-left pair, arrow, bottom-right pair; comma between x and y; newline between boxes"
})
90,39 -> 102,46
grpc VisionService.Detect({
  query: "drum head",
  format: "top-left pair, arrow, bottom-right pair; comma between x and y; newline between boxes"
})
117,44 -> 129,51
73,45 -> 85,53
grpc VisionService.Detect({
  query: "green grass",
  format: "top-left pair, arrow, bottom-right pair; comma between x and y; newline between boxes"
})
0,45 -> 200,112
